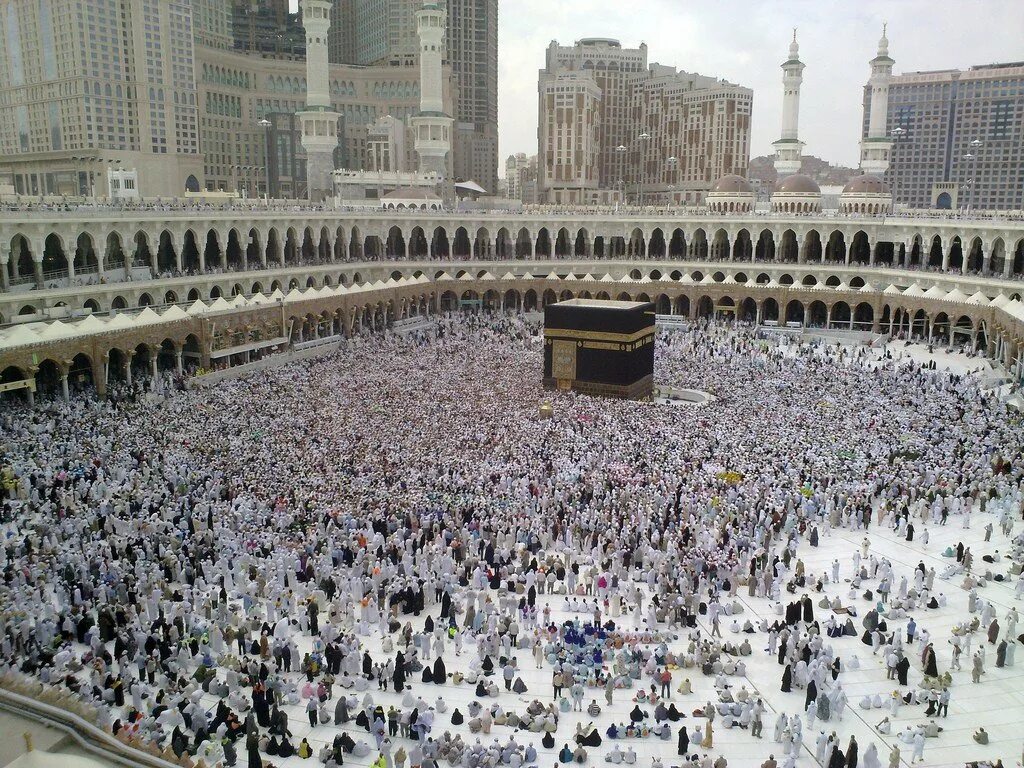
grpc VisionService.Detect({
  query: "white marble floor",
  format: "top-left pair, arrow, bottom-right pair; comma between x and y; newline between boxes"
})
230,499 -> 1021,768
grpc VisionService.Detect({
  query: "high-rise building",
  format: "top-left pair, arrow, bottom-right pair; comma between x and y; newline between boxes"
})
0,0 -> 204,197
447,0 -> 498,194
863,60 -> 1024,211
328,0 -> 499,194
196,28 -> 428,196
504,153 -> 535,201
232,0 -> 305,59
538,38 -> 752,205
194,0 -> 234,50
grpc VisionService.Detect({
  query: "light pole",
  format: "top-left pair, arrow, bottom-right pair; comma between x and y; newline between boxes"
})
615,145 -> 627,204
666,156 -> 678,205
889,126 -> 905,210
258,118 -> 272,204
637,132 -> 651,207
967,138 -> 982,213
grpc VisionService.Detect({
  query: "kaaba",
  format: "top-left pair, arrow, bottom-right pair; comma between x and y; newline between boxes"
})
543,299 -> 656,399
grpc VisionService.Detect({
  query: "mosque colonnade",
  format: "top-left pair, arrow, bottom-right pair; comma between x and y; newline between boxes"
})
3,212 -> 1024,306
2,273 -> 1023,404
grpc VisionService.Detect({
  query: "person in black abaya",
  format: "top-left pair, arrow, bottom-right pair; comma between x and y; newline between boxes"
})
923,644 -> 938,678
777,642 -> 787,665
827,742 -> 846,768
905,523 -> 915,542
394,651 -> 406,691
542,732 -> 555,750
801,595 -> 814,623
846,736 -> 858,768
246,732 -> 261,768
896,655 -> 910,686
781,663 -> 792,693
678,725 -> 689,755
433,656 -> 446,684
996,639 -> 1007,667
805,679 -> 817,709
363,651 -> 373,678
482,655 -> 494,675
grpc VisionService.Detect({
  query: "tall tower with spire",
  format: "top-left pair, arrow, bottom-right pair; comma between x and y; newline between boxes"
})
772,30 -> 805,177
860,25 -> 895,175
298,0 -> 342,201
410,2 -> 453,178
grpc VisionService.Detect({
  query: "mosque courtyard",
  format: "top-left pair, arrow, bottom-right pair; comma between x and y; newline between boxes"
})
0,318 -> 1021,768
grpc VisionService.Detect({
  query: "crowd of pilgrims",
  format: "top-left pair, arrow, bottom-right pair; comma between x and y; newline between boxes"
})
1,315 -> 1023,768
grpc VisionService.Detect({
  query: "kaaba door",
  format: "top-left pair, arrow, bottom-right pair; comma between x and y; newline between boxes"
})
552,340 -> 576,388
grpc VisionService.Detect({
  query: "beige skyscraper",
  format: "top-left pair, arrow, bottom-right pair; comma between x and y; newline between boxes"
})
538,38 -> 752,205
0,0 -> 204,197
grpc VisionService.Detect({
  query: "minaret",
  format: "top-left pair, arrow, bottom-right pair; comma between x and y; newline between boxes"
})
772,30 -> 805,177
860,25 -> 895,175
410,2 -> 453,178
298,0 -> 341,201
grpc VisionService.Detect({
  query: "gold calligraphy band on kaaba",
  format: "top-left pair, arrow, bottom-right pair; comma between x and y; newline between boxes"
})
543,328 -> 654,343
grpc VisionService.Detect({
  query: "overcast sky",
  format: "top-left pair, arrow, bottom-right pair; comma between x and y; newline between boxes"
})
293,1 -> 1024,170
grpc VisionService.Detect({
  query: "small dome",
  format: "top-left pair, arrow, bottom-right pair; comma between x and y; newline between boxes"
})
775,174 -> 821,195
710,174 -> 753,194
842,174 -> 890,195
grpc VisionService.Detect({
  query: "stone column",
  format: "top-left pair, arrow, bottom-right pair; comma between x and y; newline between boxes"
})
0,257 -> 9,291
125,351 -> 134,387
941,246 -> 950,272
1004,256 -> 1013,278
60,370 -> 70,402
175,349 -> 184,376
981,243 -> 992,275
33,257 -> 44,290
868,240 -> 877,266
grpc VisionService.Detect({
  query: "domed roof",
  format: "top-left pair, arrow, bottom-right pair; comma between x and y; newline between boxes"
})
842,174 -> 891,195
775,174 -> 821,195
710,174 -> 753,194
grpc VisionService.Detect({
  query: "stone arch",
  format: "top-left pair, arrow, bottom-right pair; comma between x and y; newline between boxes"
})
409,226 -> 428,258
785,299 -> 804,325
432,227 -> 451,258
849,231 -> 870,265
732,229 -> 752,261
246,228 -> 262,266
535,228 -> 552,258
778,230 -> 798,263
754,229 -> 775,262
696,295 -> 714,318
204,230 -> 224,271
649,228 -> 666,259
825,230 -> 847,264
668,228 -> 686,258
180,230 -> 200,273
73,232 -> 99,276
830,301 -> 851,328
574,228 -> 590,257
711,228 -> 729,260
386,225 -> 406,259
554,227 -> 572,257
762,298 -> 779,323
692,230 -> 708,260
8,234 -> 33,285
42,233 -> 69,277
927,235 -> 943,269
739,297 -> 757,323
474,227 -> 491,259
515,228 -> 532,259
854,302 -> 874,329
802,230 -> 823,263
225,229 -> 244,271
807,300 -> 828,327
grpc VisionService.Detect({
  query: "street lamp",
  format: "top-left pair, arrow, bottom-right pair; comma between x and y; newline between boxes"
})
615,145 -> 627,204
967,138 -> 983,213
889,126 -> 906,210
666,156 -> 678,206
637,132 -> 651,207
258,118 -> 272,204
